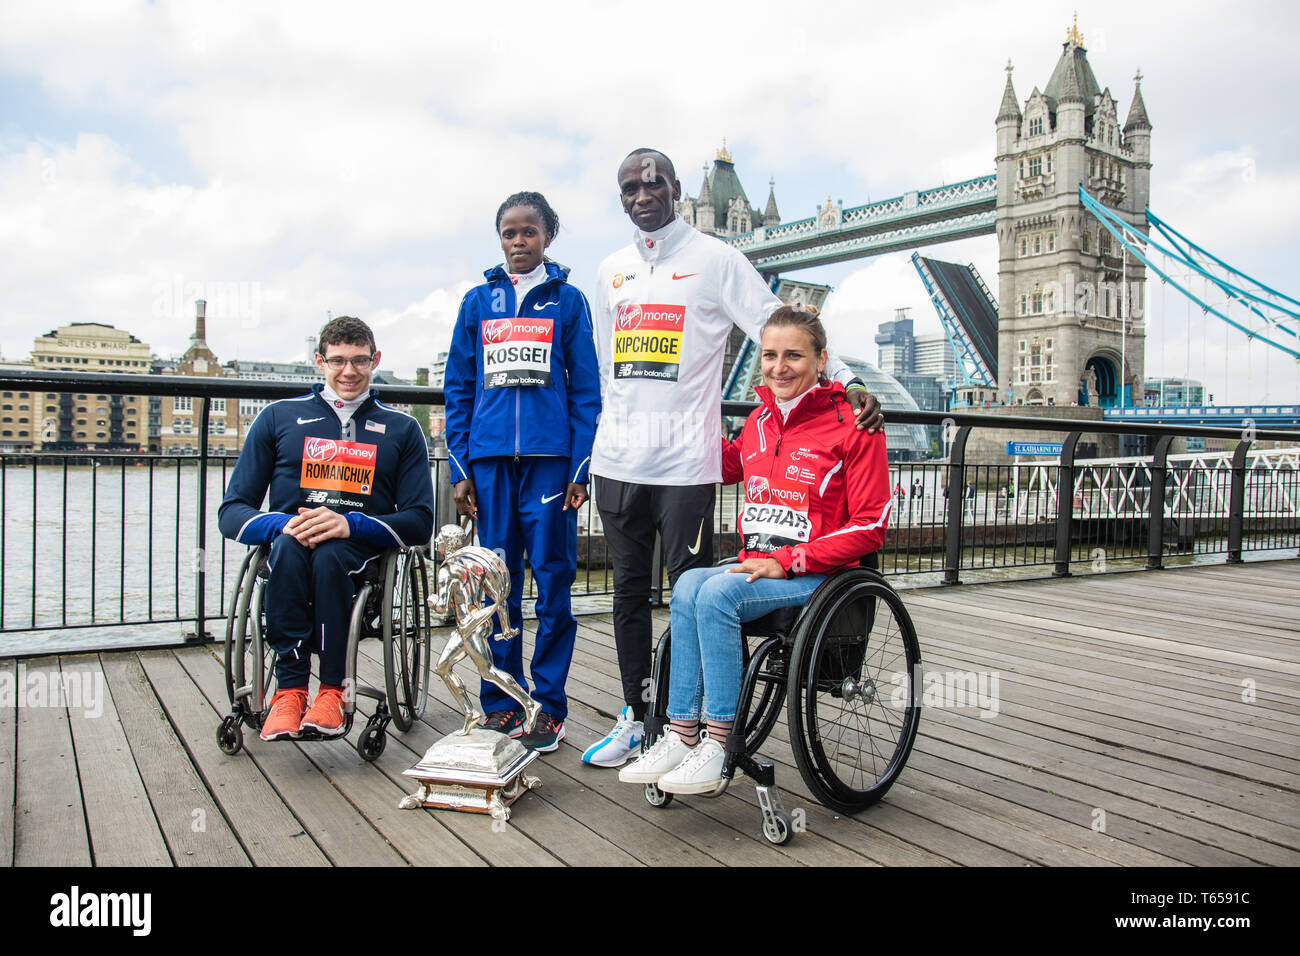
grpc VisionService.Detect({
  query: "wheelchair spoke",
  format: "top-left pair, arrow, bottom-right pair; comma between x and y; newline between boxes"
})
790,572 -> 922,813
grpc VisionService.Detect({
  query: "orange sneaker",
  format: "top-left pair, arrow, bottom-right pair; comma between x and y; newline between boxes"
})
301,685 -> 348,737
260,687 -> 308,741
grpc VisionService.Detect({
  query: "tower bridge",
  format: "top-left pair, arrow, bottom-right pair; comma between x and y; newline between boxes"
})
687,20 -> 1157,417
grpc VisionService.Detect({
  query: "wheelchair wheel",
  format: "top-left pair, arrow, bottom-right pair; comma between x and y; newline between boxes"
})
383,548 -> 431,732
217,714 -> 244,756
762,808 -> 793,846
223,547 -> 260,706
787,570 -> 921,814
644,783 -> 674,808
357,719 -> 387,762
229,546 -> 275,721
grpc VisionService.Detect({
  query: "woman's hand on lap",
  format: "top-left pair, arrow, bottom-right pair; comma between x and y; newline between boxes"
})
727,557 -> 786,582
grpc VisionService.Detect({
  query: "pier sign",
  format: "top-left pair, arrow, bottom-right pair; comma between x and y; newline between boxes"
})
1006,441 -> 1063,456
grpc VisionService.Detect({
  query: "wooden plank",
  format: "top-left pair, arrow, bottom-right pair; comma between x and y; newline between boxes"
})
136,650 -> 330,867
177,647 -> 406,867
61,656 -> 171,866
915,708 -> 1300,865
558,703 -> 883,866
362,630 -> 817,865
930,658 -> 1300,786
909,604 -> 1300,726
906,656 -> 1300,836
916,724 -> 1265,866
0,659 -> 14,867
13,657 -> 90,866
911,736 -> 1250,866
178,642 -> 486,868
944,584 -> 1300,658
380,631 -> 908,866
912,629 -> 1300,748
350,649 -> 705,867
905,592 -> 1300,676
946,580 -> 1300,657
99,653 -> 250,867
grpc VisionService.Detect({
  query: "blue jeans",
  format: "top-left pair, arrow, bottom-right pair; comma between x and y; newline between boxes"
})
666,565 -> 825,722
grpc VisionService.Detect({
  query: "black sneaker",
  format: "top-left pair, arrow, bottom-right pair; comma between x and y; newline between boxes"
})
520,712 -> 565,752
481,710 -> 526,738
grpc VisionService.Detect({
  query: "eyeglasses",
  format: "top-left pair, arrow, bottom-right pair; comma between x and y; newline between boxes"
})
322,356 -> 374,371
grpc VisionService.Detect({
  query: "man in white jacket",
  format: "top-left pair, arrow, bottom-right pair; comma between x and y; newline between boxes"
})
581,147 -> 884,767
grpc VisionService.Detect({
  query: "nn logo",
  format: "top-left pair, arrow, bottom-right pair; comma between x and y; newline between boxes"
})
50,886 -> 151,936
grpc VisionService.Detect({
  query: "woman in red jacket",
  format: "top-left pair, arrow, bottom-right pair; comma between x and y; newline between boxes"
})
620,305 -> 891,793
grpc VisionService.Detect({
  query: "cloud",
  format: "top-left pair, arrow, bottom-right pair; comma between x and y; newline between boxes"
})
0,0 -> 1298,407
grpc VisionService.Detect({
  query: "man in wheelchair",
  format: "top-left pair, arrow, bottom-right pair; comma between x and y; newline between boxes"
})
218,317 -> 434,741
620,305 -> 890,794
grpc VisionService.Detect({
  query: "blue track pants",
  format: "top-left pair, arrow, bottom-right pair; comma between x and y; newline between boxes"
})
470,456 -> 578,720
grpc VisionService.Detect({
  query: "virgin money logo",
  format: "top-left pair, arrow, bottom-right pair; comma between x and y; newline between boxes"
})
616,305 -> 642,331
305,438 -> 338,461
746,476 -> 771,504
483,319 -> 513,344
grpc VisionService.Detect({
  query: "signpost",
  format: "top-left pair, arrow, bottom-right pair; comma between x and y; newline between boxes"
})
1006,441 -> 1064,456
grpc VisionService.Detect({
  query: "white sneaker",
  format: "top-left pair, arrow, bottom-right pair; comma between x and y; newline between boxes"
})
581,705 -> 644,768
659,733 -> 727,794
618,730 -> 693,783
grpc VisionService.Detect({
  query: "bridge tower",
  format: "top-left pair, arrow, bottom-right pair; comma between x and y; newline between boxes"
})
994,20 -> 1152,409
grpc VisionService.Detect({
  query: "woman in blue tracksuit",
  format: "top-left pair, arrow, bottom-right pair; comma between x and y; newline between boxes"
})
443,191 -> 601,752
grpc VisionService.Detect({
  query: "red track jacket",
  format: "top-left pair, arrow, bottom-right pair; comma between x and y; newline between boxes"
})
722,382 -> 891,575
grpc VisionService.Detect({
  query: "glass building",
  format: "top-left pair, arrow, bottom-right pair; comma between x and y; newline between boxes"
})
841,357 -> 933,460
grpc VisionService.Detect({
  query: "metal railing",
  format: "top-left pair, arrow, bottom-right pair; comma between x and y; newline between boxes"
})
2,368 -> 1297,655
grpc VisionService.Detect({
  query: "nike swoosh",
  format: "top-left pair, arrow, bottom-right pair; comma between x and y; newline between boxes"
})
297,417 -> 326,424
686,518 -> 705,555
534,300 -> 558,310
671,273 -> 697,280
541,492 -> 564,504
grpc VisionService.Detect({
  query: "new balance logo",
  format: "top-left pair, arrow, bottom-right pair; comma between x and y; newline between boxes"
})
305,490 -> 329,503
297,416 -> 326,425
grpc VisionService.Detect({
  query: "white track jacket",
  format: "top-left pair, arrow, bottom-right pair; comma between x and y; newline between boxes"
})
591,216 -> 851,485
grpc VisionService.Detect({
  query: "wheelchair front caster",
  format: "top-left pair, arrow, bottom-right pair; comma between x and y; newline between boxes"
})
762,809 -> 793,845
357,719 -> 387,762
217,714 -> 244,756
644,783 -> 674,808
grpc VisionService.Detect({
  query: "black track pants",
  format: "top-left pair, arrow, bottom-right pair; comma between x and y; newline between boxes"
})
594,476 -> 715,720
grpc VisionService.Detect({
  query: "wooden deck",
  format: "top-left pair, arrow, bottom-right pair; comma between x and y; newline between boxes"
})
3,559 -> 1298,867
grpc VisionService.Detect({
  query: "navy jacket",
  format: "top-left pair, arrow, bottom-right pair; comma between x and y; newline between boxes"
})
444,261 -> 601,485
218,385 -> 434,549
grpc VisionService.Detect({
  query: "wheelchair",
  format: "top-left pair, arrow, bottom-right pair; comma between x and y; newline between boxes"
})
640,557 -> 922,845
216,543 -> 432,762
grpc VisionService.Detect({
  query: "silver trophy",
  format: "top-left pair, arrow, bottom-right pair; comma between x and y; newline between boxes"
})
400,524 -> 542,820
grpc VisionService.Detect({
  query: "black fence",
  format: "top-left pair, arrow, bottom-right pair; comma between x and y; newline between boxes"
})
2,369 -> 1297,654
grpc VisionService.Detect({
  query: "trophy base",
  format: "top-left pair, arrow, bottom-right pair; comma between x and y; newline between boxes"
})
399,728 -> 542,821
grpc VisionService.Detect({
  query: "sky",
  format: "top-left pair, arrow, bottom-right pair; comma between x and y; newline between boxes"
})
2,0 -> 1298,405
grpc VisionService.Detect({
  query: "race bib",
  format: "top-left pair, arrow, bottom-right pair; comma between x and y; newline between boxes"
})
739,475 -> 811,553
482,317 -> 553,388
299,437 -> 377,511
612,303 -> 683,381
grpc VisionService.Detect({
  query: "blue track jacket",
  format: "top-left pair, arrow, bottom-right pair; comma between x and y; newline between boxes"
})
444,261 -> 601,485
218,385 -> 435,549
